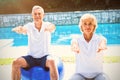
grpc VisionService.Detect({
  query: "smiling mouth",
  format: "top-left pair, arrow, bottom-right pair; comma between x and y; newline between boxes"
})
36,18 -> 41,20
86,29 -> 91,31
35,18 -> 41,21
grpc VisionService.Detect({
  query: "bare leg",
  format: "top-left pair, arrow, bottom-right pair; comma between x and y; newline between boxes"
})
46,56 -> 59,80
12,57 -> 28,80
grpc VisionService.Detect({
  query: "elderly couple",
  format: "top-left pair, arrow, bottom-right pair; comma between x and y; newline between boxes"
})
12,5 -> 110,80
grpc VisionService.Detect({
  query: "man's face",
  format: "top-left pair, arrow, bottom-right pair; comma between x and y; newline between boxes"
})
32,9 -> 44,23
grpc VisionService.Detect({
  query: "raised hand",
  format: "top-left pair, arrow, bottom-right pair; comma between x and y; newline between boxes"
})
44,23 -> 56,33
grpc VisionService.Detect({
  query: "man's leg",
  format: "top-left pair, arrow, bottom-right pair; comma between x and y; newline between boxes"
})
46,56 -> 59,80
12,57 -> 28,80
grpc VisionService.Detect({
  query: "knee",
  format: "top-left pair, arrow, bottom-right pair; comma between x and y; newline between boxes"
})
12,58 -> 21,68
47,59 -> 55,67
95,73 -> 110,80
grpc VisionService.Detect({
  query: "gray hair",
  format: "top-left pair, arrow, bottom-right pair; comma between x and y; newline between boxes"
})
32,5 -> 44,14
79,13 -> 97,32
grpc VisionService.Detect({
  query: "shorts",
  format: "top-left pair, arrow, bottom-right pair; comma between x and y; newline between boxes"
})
22,55 -> 49,71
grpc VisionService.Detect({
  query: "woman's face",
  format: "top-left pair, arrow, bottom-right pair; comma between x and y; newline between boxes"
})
32,9 -> 44,23
81,18 -> 95,35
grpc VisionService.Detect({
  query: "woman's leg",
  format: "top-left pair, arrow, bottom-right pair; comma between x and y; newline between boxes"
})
69,73 -> 85,80
95,73 -> 110,80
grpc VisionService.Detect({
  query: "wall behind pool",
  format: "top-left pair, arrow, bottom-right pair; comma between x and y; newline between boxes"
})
0,9 -> 120,27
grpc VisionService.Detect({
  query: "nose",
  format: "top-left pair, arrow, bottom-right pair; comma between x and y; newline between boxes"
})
85,24 -> 90,28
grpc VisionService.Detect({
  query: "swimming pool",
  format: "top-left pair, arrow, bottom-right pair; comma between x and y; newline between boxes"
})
0,23 -> 120,46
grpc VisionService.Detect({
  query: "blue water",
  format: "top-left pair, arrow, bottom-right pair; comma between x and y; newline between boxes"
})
0,23 -> 120,46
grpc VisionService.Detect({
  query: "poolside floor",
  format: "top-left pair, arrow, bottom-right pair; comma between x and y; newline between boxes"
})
0,63 -> 120,80
0,40 -> 120,80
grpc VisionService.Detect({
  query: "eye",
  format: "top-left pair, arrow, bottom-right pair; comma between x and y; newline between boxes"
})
84,23 -> 87,26
88,23 -> 92,26
34,13 -> 37,16
34,13 -> 41,16
38,13 -> 41,15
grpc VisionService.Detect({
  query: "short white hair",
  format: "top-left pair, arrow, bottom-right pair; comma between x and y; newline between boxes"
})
32,5 -> 44,14
79,13 -> 97,32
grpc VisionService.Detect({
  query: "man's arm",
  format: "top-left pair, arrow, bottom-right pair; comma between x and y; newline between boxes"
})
12,26 -> 27,35
45,23 -> 56,33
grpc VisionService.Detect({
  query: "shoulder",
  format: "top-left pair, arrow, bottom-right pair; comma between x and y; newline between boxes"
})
94,34 -> 107,43
43,21 -> 52,26
77,34 -> 84,42
24,22 -> 33,26
43,21 -> 55,28
71,34 -> 82,43
23,22 -> 34,30
98,34 -> 107,42
24,22 -> 34,28
100,36 -> 107,44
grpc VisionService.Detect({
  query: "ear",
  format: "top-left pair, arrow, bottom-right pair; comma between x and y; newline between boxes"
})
43,14 -> 45,17
80,26 -> 83,32
93,25 -> 96,32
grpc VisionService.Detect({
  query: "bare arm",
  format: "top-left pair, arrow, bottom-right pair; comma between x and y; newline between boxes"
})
44,23 -> 56,33
97,37 -> 107,53
71,39 -> 80,53
12,26 -> 27,35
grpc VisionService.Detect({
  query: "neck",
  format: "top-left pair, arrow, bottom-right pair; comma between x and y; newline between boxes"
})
34,21 -> 42,31
83,33 -> 93,42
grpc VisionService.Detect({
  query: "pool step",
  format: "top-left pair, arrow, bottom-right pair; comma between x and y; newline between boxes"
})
0,39 -> 13,49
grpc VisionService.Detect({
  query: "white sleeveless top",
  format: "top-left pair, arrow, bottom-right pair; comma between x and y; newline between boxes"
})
75,34 -> 106,78
24,21 -> 51,58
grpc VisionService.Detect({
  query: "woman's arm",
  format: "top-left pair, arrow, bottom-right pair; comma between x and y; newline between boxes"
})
71,38 -> 80,53
97,37 -> 107,53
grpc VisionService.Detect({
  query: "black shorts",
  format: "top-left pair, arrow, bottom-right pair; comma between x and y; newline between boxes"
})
22,55 -> 49,71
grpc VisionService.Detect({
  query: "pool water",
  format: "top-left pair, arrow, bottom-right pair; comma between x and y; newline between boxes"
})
0,23 -> 120,46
